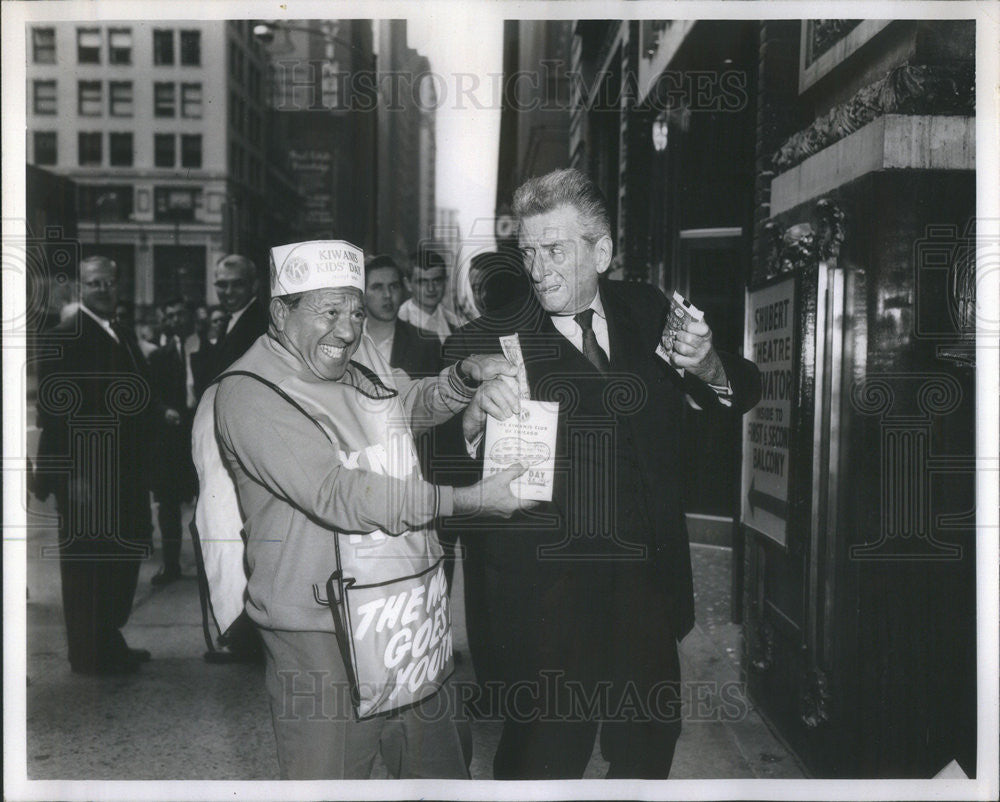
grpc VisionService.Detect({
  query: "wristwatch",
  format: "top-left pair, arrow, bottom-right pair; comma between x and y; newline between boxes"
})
455,360 -> 482,389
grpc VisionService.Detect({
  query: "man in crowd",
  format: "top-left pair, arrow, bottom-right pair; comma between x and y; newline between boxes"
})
34,256 -> 154,674
398,249 -> 461,343
210,253 -> 267,377
442,168 -> 761,779
206,239 -> 531,778
198,253 -> 268,663
362,254 -> 441,378
147,297 -> 199,585
466,250 -> 530,318
190,305 -> 227,398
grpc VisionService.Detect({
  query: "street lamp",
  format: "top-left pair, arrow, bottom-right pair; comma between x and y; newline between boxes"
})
651,111 -> 669,153
252,20 -> 374,61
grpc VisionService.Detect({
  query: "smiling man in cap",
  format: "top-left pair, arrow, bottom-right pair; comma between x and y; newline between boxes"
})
196,239 -> 530,779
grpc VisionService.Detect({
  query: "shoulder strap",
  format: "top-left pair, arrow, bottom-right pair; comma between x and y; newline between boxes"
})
214,370 -> 332,444
346,359 -> 399,400
213,369 -> 347,601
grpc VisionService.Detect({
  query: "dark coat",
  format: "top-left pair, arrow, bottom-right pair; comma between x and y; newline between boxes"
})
34,310 -> 155,557
389,318 -> 442,378
441,278 -> 760,688
210,300 -> 268,378
147,339 -> 198,500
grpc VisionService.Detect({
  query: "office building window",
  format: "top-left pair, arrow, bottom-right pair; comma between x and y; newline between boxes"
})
154,133 -> 176,167
32,28 -> 56,63
78,132 -> 102,165
154,82 -> 175,117
77,28 -> 101,63
181,83 -> 202,118
79,185 -> 133,221
154,187 -> 199,222
109,133 -> 133,166
78,81 -> 102,116
34,131 -> 57,165
180,30 -> 201,65
108,28 -> 132,64
153,29 -> 174,65
181,134 -> 202,168
109,81 -> 133,116
33,80 -> 57,115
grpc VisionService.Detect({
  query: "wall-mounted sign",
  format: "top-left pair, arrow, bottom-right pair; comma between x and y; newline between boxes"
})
741,277 -> 796,546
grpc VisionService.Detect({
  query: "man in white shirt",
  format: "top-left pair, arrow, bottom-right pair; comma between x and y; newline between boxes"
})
398,249 -> 461,343
210,253 -> 267,379
363,254 -> 441,378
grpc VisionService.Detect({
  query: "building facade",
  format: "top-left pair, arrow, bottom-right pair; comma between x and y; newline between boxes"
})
26,20 -> 272,317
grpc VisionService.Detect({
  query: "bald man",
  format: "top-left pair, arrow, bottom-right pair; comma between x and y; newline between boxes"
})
34,256 -> 155,674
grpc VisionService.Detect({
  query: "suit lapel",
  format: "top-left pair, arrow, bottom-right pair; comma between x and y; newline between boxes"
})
600,280 -> 643,373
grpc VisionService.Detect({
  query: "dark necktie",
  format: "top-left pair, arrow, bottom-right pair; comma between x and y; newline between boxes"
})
574,308 -> 610,374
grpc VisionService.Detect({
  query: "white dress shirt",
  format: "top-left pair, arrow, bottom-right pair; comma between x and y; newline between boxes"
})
80,303 -> 119,342
551,294 -> 610,362
398,299 -> 460,344
363,319 -> 395,365
225,300 -> 255,335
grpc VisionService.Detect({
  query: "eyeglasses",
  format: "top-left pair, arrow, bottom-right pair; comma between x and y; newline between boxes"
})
82,279 -> 117,290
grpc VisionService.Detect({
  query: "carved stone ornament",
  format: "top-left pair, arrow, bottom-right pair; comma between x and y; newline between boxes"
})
772,63 -> 975,172
762,199 -> 846,278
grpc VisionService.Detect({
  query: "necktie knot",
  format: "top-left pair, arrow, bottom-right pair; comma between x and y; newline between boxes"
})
574,309 -> 596,332
572,308 -> 609,374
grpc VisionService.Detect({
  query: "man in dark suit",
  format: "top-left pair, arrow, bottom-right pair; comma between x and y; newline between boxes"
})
362,254 -> 441,378
209,253 -> 267,380
34,255 -> 155,674
442,168 -> 761,779
147,297 -> 199,585
197,253 -> 268,663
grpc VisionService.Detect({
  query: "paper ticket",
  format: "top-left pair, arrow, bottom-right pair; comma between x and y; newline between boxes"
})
483,399 -> 558,502
499,334 -> 531,400
656,291 -> 704,376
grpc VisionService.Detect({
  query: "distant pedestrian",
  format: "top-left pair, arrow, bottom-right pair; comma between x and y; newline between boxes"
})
363,254 -> 441,378
209,254 -> 267,378
398,249 -> 461,343
34,255 -> 155,674
196,254 -> 267,663
148,297 -> 198,585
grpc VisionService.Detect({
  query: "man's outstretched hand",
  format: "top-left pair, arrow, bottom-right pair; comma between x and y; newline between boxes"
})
452,463 -> 539,519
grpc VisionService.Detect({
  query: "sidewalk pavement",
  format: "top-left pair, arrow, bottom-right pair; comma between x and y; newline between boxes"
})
22,494 -> 805,782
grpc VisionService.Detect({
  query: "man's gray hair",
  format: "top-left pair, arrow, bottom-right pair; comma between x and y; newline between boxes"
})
79,254 -> 118,274
512,168 -> 611,244
216,253 -> 257,281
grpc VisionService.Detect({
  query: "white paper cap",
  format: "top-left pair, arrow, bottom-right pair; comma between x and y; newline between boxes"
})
269,240 -> 365,297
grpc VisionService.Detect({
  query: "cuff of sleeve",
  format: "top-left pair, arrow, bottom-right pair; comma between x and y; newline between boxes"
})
436,485 -> 455,518
447,362 -> 477,401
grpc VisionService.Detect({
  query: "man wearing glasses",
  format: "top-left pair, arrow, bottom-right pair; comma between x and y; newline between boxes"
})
398,249 -> 461,344
34,256 -> 155,674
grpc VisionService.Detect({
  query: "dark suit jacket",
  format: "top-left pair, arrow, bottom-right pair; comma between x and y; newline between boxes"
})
211,300 -> 268,378
390,318 -> 442,378
35,310 -> 155,556
148,339 -> 198,499
441,278 -> 760,685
